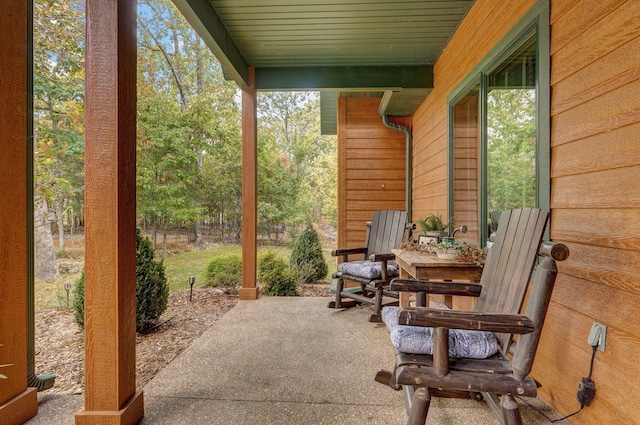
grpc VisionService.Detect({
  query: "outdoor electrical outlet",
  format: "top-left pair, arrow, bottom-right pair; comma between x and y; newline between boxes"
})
588,321 -> 607,352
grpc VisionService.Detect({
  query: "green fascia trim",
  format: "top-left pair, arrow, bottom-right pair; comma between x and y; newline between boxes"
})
173,0 -> 249,87
255,65 -> 434,91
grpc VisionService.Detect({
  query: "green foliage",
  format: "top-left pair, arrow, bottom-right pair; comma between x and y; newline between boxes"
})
73,230 -> 169,333
258,252 -> 299,296
417,214 -> 446,232
290,224 -> 328,283
72,272 -> 85,330
204,254 -> 242,293
136,229 -> 170,332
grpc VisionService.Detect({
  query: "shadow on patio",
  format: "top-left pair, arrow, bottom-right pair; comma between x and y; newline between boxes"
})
28,297 -> 565,424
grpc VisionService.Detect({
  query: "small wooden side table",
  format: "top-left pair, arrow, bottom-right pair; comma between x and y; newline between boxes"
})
391,249 -> 483,310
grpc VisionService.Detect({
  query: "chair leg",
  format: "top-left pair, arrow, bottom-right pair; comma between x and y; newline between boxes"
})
328,278 -> 344,309
369,286 -> 384,322
406,387 -> 430,425
501,394 -> 523,425
403,384 -> 415,416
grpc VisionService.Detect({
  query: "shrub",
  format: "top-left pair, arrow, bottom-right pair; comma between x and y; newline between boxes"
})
204,254 -> 242,294
72,272 -> 85,329
259,251 -> 299,296
289,224 -> 328,283
73,229 -> 169,333
135,229 -> 170,332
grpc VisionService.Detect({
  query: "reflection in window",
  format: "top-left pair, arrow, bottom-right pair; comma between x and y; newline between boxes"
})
487,38 -> 536,232
450,34 -> 538,245
452,86 -> 480,243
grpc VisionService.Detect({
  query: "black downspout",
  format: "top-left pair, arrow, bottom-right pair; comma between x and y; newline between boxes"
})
27,0 -> 55,391
382,115 -> 412,223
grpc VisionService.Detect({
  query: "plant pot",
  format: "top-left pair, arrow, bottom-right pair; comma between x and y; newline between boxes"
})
425,231 -> 448,242
435,248 -> 459,260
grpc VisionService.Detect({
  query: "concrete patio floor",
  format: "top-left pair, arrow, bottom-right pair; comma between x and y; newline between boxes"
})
27,296 -> 566,424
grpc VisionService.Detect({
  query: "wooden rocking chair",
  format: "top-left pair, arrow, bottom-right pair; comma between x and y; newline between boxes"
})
327,210 -> 413,322
375,208 -> 570,424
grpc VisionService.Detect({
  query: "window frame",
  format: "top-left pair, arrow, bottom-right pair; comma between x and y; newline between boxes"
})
447,0 -> 550,246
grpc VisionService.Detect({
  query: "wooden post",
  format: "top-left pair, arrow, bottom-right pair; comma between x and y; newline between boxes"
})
0,1 -> 38,423
239,66 -> 259,300
75,0 -> 144,423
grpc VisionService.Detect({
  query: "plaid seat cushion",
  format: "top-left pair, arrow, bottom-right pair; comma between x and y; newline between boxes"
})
382,306 -> 499,359
337,260 -> 398,279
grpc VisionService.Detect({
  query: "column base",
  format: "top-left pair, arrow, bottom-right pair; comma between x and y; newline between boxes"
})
76,391 -> 144,425
0,387 -> 38,425
239,286 -> 260,300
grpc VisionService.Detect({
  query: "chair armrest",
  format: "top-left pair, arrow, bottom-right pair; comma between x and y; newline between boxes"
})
390,279 -> 482,297
398,307 -> 535,335
331,247 -> 367,257
368,253 -> 395,262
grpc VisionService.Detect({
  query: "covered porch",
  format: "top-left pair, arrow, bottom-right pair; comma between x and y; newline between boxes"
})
26,297 -> 563,425
2,0 -> 639,423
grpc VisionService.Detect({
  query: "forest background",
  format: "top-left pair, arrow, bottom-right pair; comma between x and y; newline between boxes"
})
33,0 -> 337,280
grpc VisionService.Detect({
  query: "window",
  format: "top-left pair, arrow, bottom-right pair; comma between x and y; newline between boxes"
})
448,2 -> 550,246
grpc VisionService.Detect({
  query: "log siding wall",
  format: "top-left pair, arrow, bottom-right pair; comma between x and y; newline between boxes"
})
338,97 -> 406,250
411,0 -> 639,422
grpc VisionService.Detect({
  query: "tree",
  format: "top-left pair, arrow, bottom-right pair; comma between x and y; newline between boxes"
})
290,224 -> 328,282
257,92 -> 337,239
33,0 -> 85,277
137,0 -> 241,247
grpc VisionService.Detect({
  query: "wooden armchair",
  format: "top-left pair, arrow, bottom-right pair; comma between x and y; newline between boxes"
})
375,208 -> 570,424
327,210 -> 413,322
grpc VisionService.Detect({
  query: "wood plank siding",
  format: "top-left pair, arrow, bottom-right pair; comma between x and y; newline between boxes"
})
409,0 -> 640,422
542,0 -> 640,422
337,97 -> 406,250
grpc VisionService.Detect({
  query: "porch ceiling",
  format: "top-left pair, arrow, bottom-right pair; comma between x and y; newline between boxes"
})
173,0 -> 475,128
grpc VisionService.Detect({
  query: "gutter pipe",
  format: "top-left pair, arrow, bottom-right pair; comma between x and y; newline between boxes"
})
382,115 -> 413,223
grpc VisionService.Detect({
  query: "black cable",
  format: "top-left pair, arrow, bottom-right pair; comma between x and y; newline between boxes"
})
517,344 -> 598,423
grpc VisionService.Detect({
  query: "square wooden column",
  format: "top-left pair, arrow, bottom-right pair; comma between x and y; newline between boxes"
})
239,66 -> 259,300
76,0 -> 144,424
0,1 -> 38,423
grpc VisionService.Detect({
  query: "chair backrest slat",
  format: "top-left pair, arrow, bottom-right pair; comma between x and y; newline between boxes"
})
474,208 -> 549,350
366,210 -> 407,256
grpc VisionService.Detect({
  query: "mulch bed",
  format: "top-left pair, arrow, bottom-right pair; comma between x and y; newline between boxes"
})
35,282 -> 331,393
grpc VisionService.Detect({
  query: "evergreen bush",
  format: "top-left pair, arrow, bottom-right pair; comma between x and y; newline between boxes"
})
259,251 -> 299,296
289,224 -> 328,283
73,229 -> 169,333
204,254 -> 242,294
72,272 -> 85,329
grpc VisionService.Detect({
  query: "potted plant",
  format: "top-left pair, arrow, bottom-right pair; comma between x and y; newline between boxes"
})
431,241 -> 465,260
416,213 -> 452,242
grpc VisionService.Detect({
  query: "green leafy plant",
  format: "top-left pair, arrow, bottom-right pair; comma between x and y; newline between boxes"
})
290,224 -> 328,283
416,213 -> 455,235
259,251 -> 299,296
73,229 -> 169,333
204,254 -> 242,294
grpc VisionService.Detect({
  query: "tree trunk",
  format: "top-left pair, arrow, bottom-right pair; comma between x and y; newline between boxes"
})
56,196 -> 64,249
34,199 -> 60,280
